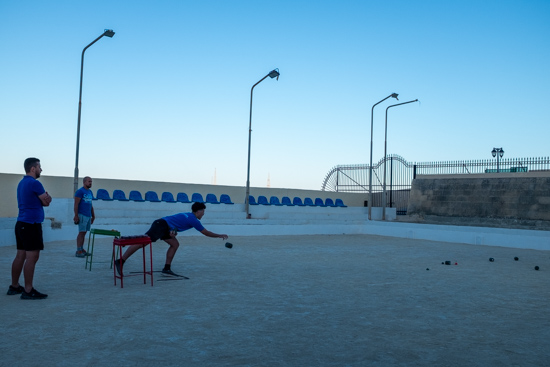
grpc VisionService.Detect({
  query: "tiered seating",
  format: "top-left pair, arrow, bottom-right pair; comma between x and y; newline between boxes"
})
145,191 -> 160,202
177,193 -> 191,203
161,192 -> 176,203
314,198 -> 327,207
206,194 -> 220,204
293,197 -> 305,206
249,196 -> 259,205
269,196 -> 283,206
191,193 -> 204,203
304,198 -> 315,206
113,190 -> 129,201
258,196 -> 269,205
281,197 -> 294,206
335,199 -> 347,207
220,194 -> 234,204
129,190 -> 144,202
96,189 -> 113,201
325,198 -> 337,207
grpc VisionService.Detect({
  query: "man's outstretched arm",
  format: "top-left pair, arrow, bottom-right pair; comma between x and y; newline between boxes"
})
200,229 -> 228,240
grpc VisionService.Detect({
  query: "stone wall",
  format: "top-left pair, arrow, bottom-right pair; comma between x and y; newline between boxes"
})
407,172 -> 550,221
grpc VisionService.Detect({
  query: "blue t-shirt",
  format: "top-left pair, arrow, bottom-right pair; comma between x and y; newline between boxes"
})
17,175 -> 46,224
163,212 -> 205,233
75,187 -> 93,217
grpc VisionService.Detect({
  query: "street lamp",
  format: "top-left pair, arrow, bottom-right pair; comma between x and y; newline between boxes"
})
368,93 -> 399,220
491,147 -> 504,172
244,69 -> 280,218
73,29 -> 115,193
382,99 -> 419,220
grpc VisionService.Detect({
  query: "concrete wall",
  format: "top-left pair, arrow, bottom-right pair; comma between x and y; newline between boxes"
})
408,172 -> 550,220
0,173 -> 368,218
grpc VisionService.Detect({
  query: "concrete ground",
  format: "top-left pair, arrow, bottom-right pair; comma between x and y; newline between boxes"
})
1,234 -> 549,367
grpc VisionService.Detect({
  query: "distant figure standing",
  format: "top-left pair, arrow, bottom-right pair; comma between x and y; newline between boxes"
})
74,176 -> 95,257
114,202 -> 228,276
8,158 -> 52,299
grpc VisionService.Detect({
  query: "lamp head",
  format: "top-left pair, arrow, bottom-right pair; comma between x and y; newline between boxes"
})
268,69 -> 280,80
491,148 -> 497,157
391,93 -> 399,101
499,148 -> 504,158
104,29 -> 115,38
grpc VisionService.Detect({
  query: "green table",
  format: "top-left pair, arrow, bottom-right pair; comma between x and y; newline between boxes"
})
86,228 -> 121,271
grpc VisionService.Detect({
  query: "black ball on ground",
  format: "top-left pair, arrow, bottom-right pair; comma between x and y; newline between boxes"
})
489,258 -> 495,262
225,242 -> 233,249
514,257 -> 519,261
535,266 -> 539,271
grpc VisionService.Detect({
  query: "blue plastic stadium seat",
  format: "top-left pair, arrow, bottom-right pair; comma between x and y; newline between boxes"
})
96,189 -> 113,201
129,190 -> 144,202
220,194 -> 234,204
281,196 -> 294,206
325,198 -> 337,207
315,198 -> 327,207
292,197 -> 305,206
258,195 -> 270,205
304,198 -> 315,206
177,193 -> 191,203
249,196 -> 258,205
269,196 -> 283,206
113,190 -> 129,201
191,193 -> 205,203
206,194 -> 220,204
335,199 -> 347,207
145,191 -> 161,202
161,192 -> 176,203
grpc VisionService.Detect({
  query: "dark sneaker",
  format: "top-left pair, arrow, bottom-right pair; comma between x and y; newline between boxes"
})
75,249 -> 88,258
7,285 -> 24,295
20,288 -> 48,300
161,269 -> 178,276
114,259 -> 123,276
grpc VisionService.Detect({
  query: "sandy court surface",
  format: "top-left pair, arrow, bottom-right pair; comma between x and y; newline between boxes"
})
1,234 -> 549,366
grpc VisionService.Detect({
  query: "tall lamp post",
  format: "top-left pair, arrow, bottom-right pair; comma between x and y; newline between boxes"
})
244,69 -> 280,218
368,93 -> 399,220
73,29 -> 115,193
491,147 -> 504,172
382,99 -> 419,220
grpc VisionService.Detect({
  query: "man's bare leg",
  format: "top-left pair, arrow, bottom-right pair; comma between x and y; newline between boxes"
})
163,237 -> 180,265
22,250 -> 40,293
11,249 -> 26,288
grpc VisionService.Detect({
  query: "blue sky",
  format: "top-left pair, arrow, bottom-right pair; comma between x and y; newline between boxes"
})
1,0 -> 549,190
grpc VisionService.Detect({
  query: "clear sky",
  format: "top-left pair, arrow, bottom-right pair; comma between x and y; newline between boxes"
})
1,0 -> 549,190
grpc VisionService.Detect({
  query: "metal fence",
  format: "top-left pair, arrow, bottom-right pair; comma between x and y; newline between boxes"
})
321,156 -> 550,214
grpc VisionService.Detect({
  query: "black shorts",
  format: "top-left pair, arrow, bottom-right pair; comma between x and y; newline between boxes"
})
15,221 -> 44,251
145,219 -> 171,242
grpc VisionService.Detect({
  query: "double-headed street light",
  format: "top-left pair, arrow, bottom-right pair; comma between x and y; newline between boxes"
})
491,147 -> 504,172
368,93 -> 399,220
382,99 -> 419,220
245,69 -> 280,218
73,29 -> 115,193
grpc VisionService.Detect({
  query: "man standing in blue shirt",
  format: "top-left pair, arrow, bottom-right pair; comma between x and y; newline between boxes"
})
114,202 -> 228,276
74,176 -> 95,257
8,158 -> 52,300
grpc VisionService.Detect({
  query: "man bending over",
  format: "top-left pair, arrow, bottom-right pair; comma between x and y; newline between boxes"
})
114,202 -> 228,276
